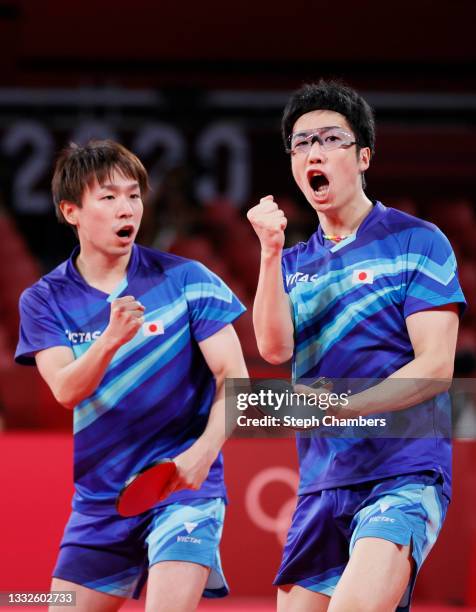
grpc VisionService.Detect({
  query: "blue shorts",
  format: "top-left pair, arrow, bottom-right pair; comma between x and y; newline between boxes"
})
274,472 -> 449,611
53,497 -> 228,599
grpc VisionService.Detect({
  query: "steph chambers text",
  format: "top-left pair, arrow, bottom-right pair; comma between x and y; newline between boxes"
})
236,415 -> 387,428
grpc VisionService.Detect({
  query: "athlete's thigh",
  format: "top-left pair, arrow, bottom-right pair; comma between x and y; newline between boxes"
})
146,561 -> 209,612
331,472 -> 449,611
277,584 -> 330,612
53,510 -> 148,601
146,497 -> 229,599
50,577 -> 125,612
274,491 -> 351,598
328,537 -> 412,612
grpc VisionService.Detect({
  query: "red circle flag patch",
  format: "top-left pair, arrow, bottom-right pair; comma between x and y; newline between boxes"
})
143,320 -> 164,336
352,269 -> 374,284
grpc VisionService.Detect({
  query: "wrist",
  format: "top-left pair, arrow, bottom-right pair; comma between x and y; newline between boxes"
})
193,435 -> 223,464
97,329 -> 122,353
260,246 -> 283,261
342,393 -> 363,416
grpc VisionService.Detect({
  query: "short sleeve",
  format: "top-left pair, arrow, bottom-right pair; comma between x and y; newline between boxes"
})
281,256 -> 291,294
15,285 -> 71,365
403,225 -> 466,319
183,262 -> 246,342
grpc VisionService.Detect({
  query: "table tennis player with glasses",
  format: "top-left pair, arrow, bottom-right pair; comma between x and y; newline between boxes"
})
247,79 -> 465,612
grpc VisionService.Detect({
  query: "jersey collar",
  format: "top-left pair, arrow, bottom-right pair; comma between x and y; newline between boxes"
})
316,201 -> 387,247
67,244 -> 139,299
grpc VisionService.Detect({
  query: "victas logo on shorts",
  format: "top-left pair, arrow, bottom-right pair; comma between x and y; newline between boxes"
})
177,522 -> 201,544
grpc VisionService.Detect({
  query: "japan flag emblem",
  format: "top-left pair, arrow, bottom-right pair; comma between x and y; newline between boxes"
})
352,269 -> 374,284
143,320 -> 164,336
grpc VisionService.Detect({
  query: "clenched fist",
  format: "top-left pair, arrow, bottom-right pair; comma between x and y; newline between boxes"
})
103,295 -> 145,349
247,195 -> 287,256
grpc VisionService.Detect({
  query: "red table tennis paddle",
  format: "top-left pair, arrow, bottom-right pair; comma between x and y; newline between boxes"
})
116,459 -> 177,517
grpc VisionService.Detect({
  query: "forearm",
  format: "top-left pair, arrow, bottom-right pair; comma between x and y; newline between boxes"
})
192,387 -> 227,463
253,251 -> 294,364
192,361 -> 249,462
348,353 -> 453,416
49,333 -> 120,409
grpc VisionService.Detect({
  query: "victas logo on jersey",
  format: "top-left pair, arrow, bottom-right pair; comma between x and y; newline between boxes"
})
65,330 -> 102,344
286,272 -> 319,289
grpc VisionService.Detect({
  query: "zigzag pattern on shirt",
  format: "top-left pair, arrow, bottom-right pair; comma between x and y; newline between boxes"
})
74,325 -> 190,433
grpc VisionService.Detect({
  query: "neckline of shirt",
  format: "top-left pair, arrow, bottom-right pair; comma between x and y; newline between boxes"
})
316,201 -> 386,249
67,244 -> 139,299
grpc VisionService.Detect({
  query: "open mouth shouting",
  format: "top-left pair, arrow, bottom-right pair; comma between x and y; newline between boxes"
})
115,224 -> 135,242
308,170 -> 330,201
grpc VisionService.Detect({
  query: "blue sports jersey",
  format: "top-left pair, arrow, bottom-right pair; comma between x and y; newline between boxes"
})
16,244 -> 245,515
282,202 -> 465,497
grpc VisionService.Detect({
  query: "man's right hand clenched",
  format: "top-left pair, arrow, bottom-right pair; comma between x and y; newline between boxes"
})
104,295 -> 145,349
247,195 -> 287,256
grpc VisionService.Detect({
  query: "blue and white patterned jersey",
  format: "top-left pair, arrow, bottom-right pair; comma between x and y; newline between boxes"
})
16,244 -> 245,515
282,202 -> 465,497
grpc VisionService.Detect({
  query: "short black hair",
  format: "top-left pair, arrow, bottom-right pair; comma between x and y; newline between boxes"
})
52,139 -> 150,226
281,79 -> 376,156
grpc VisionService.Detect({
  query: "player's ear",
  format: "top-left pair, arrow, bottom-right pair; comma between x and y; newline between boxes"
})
358,147 -> 371,172
59,200 -> 79,226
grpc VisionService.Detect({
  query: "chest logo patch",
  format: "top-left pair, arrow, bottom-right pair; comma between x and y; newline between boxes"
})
352,269 -> 374,284
143,320 -> 165,336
